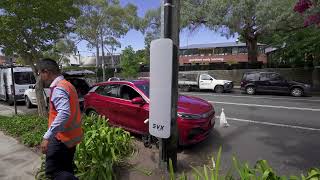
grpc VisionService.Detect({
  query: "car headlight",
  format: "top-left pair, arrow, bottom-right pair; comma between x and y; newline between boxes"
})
177,113 -> 202,119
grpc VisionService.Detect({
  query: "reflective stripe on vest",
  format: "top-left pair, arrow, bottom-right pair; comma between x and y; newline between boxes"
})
49,79 -> 83,148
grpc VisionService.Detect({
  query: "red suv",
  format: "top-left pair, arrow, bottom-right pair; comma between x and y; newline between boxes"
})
84,80 -> 215,145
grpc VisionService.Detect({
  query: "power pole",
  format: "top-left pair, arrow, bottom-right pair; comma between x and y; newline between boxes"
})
78,51 -> 81,65
10,58 -> 17,115
159,0 -> 180,171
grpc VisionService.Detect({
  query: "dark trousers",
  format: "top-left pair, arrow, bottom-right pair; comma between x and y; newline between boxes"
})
45,137 -> 78,180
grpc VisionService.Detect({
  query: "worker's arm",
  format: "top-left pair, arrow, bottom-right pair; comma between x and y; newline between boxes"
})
43,87 -> 71,140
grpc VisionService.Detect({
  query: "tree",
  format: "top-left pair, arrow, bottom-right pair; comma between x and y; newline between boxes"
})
76,0 -> 138,81
43,38 -> 78,66
141,8 -> 161,65
180,0 -> 303,63
120,46 -> 140,78
261,25 -> 320,67
294,0 -> 320,27
0,0 -> 80,116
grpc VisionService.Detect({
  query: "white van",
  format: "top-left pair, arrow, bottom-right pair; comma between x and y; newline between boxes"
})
0,66 -> 36,105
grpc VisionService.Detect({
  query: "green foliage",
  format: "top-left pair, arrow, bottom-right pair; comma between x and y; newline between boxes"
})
180,0 -> 303,63
120,46 -> 141,78
0,0 -> 80,117
43,38 -> 78,66
76,0 -> 138,58
261,26 -> 320,68
169,147 -> 320,180
0,0 -> 79,59
141,8 -> 161,64
0,115 -> 47,147
74,115 -> 134,180
35,115 -> 134,180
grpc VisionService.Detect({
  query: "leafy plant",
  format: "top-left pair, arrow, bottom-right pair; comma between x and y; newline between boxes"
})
74,115 -> 134,180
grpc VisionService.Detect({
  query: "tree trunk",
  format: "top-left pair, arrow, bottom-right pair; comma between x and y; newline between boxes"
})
100,28 -> 106,81
28,59 -> 48,117
95,42 -> 100,83
246,36 -> 258,64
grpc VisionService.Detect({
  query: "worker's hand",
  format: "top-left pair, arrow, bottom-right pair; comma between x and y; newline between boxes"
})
41,139 -> 49,154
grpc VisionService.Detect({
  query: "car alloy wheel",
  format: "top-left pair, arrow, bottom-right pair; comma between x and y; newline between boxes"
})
246,86 -> 255,95
291,88 -> 303,97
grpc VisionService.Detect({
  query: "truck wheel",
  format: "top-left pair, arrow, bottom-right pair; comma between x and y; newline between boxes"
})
214,85 -> 224,93
25,96 -> 33,108
182,86 -> 191,92
246,86 -> 256,95
291,87 -> 303,97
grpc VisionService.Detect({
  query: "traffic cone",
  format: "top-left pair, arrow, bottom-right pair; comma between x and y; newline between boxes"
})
220,108 -> 230,128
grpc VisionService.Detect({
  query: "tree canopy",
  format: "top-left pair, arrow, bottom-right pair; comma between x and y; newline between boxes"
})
120,46 -> 141,78
0,0 -> 80,116
180,0 -> 303,63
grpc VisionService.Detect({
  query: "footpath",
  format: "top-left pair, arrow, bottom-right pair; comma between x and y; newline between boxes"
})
0,131 -> 41,180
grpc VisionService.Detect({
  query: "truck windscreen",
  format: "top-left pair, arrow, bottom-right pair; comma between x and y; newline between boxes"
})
14,72 -> 36,85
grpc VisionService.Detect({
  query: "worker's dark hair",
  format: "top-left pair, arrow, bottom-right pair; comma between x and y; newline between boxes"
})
37,58 -> 60,75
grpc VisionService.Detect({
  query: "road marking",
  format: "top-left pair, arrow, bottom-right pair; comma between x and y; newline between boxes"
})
216,116 -> 320,131
209,101 -> 320,112
183,93 -> 320,102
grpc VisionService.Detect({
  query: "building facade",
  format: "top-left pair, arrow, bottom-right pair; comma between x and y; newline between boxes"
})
179,42 -> 267,66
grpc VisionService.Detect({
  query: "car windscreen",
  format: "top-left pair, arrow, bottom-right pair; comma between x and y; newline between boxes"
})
136,84 -> 149,98
14,72 -> 36,85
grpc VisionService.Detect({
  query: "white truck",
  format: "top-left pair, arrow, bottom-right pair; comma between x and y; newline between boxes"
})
0,66 -> 36,105
178,73 -> 233,93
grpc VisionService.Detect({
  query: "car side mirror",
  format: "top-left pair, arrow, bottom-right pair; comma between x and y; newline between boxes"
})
210,78 -> 213,81
132,97 -> 145,105
29,85 -> 35,89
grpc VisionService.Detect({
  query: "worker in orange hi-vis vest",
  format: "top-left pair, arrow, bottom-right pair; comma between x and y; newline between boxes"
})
38,58 -> 83,180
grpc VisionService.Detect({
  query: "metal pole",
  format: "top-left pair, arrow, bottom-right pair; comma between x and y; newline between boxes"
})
100,28 -> 106,81
78,51 -> 81,65
160,0 -> 180,171
10,58 -> 17,115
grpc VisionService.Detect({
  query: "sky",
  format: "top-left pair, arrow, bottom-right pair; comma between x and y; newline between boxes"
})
77,0 -> 238,56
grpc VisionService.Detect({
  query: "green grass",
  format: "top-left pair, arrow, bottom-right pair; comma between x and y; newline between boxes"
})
0,115 -> 47,147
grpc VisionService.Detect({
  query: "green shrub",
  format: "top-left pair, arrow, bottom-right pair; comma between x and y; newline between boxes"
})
36,115 -> 134,180
75,115 -> 134,180
0,115 -> 47,147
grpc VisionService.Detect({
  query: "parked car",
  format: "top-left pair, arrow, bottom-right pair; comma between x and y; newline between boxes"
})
84,80 -> 215,146
0,66 -> 36,105
240,71 -> 311,97
24,70 -> 92,109
178,73 -> 233,93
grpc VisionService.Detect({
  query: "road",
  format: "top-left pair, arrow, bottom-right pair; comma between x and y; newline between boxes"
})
177,90 -> 320,176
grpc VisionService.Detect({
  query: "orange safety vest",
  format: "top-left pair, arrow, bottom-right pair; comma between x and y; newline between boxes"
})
48,79 -> 83,148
